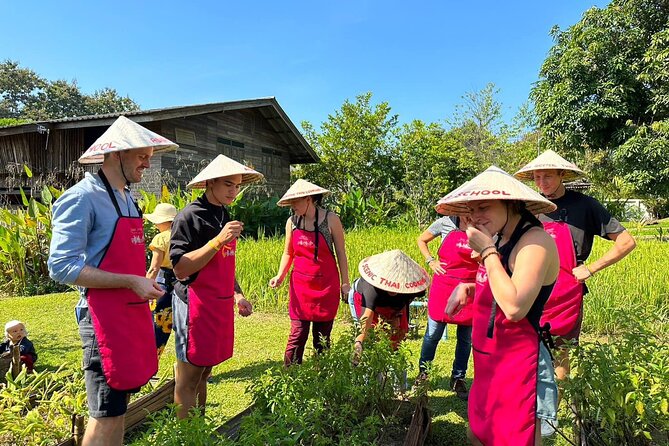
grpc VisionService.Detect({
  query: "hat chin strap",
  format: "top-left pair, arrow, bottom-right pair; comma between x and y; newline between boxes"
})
118,152 -> 131,186
205,179 -> 227,206
496,204 -> 511,245
545,182 -> 565,199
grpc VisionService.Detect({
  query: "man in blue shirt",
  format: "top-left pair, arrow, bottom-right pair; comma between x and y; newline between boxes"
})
48,116 -> 176,446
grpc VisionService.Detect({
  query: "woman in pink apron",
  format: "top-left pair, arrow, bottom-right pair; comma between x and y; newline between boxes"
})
417,215 -> 478,399
352,250 -> 429,370
440,166 -> 560,446
171,155 -> 262,419
269,179 -> 350,366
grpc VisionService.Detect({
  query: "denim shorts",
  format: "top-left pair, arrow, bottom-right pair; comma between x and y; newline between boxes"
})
171,291 -> 189,363
536,342 -> 558,421
78,308 -> 135,418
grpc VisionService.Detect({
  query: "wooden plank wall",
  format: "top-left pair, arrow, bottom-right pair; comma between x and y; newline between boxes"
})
0,128 -> 86,192
153,108 -> 292,195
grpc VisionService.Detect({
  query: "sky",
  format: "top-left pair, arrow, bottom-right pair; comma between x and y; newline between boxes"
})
1,0 -> 609,129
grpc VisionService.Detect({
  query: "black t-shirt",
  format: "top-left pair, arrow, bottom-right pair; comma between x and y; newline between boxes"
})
355,277 -> 425,313
170,194 -> 231,301
539,190 -> 625,263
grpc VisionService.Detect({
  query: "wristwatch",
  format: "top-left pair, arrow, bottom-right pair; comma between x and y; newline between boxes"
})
425,256 -> 435,265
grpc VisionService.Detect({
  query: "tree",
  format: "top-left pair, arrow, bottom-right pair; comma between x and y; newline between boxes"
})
25,79 -> 87,120
0,60 -> 44,118
296,92 -> 402,199
397,120 -> 478,225
448,83 -> 507,166
0,59 -> 140,120
532,0 -> 669,197
86,88 -> 140,115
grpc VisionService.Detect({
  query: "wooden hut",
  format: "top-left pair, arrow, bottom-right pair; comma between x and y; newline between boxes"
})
0,98 -> 318,201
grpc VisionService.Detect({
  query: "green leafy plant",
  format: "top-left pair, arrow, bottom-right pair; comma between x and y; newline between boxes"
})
131,404 -> 230,446
333,180 -> 397,229
561,310 -> 669,445
0,165 -> 68,296
0,364 -> 87,446
235,328 -> 413,445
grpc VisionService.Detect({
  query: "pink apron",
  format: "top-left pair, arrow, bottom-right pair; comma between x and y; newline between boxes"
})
540,221 -> 584,337
353,291 -> 409,350
468,266 -> 540,445
427,230 -> 478,324
86,171 -> 158,391
288,222 -> 340,322
186,240 -> 236,367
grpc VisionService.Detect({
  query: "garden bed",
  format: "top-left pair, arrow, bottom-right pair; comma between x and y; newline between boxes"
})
216,394 -> 431,446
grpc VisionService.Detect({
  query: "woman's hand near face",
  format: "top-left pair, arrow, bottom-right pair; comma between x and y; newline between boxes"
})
466,225 -> 495,254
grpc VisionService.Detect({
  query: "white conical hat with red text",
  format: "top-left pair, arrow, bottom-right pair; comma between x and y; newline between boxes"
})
435,165 -> 557,216
514,149 -> 584,181
358,250 -> 430,293
78,116 -> 178,164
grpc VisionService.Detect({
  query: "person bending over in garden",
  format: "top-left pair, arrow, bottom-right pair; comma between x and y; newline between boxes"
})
514,150 -> 636,436
352,250 -> 429,372
441,166 -> 560,446
48,116 -> 176,445
170,155 -> 258,419
144,203 -> 178,358
416,214 -> 478,400
1,320 -> 38,372
268,179 -> 350,366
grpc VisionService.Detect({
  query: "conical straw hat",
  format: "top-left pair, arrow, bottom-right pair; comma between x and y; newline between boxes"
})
435,165 -> 557,216
277,179 -> 330,206
186,154 -> 264,189
358,250 -> 430,293
514,149 -> 584,181
144,203 -> 178,224
78,116 -> 178,164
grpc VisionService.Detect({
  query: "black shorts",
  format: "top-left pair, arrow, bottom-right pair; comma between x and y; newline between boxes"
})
78,308 -> 137,418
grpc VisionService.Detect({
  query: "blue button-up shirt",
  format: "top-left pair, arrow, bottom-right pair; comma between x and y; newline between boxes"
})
48,172 -> 141,309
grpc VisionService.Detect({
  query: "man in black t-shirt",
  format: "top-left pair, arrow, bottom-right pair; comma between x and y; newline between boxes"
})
170,155 -> 262,419
530,170 -> 635,293
515,150 -> 636,435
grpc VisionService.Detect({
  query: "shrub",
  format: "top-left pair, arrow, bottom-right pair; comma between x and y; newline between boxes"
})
561,310 -> 669,445
0,180 -> 69,296
0,364 -> 87,446
333,183 -> 398,229
131,405 -> 230,446
236,328 -> 413,445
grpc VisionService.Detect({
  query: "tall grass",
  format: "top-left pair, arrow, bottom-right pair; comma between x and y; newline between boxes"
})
237,227 -> 669,335
584,240 -> 669,335
236,226 -> 423,314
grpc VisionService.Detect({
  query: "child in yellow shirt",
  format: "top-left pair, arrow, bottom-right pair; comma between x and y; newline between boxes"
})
145,203 -> 178,358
